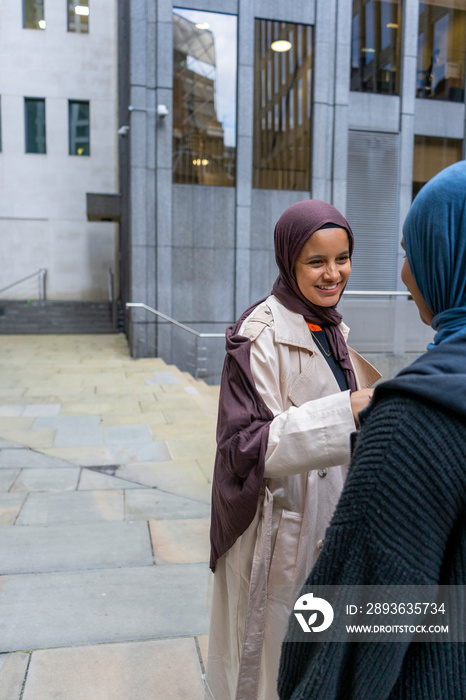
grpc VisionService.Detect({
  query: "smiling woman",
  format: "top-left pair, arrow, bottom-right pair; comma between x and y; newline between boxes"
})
204,199 -> 381,700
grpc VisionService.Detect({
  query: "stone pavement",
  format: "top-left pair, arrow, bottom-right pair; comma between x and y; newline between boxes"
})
0,334 -> 220,700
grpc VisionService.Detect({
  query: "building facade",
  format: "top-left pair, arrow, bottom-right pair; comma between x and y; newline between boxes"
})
0,0 -> 118,301
119,0 -> 466,382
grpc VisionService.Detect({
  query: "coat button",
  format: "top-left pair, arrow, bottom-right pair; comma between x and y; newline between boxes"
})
317,539 -> 324,551
318,469 -> 328,477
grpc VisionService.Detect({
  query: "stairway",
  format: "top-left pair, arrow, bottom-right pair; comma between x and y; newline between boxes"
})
0,300 -> 121,334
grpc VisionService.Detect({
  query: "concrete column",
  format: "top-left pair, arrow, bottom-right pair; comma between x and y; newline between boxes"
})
312,0 -> 337,202
332,0 -> 352,214
393,0 -> 419,354
235,0 -> 255,318
154,0 -> 174,359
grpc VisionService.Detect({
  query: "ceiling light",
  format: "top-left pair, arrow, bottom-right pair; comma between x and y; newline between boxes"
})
362,47 -> 376,53
38,19 -> 46,28
75,6 -> 90,16
271,40 -> 292,53
386,23 -> 398,29
195,22 -> 210,30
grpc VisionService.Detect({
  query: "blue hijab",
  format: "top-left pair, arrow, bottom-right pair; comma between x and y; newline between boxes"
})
403,160 -> 466,347
364,161 -> 466,422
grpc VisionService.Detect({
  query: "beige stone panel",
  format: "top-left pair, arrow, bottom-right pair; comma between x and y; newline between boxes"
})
196,458 -> 214,483
95,385 -> 157,398
149,518 -> 210,564
39,446 -> 113,467
167,437 -> 216,462
22,638 -> 204,700
100,413 -> 166,427
0,494 -> 27,525
77,373 -> 129,387
60,402 -> 142,417
23,388 -> 97,401
151,423 -> 215,443
2,430 -> 56,449
118,460 -> 211,503
0,652 -> 30,700
0,418 -> 35,433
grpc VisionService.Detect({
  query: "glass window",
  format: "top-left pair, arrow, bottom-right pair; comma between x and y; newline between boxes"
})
0,97 -> 2,153
69,101 -> 90,156
68,0 -> 89,34
25,98 -> 46,154
416,1 -> 466,102
253,19 -> 312,190
413,136 -> 463,198
172,8 -> 237,186
24,0 -> 45,29
351,0 -> 402,94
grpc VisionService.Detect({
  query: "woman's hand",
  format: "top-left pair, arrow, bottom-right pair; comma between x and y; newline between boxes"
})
350,389 -> 374,427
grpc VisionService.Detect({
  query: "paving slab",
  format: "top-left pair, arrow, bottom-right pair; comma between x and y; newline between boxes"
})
15,490 -> 124,525
0,521 -> 153,575
78,468 -> 149,491
22,638 -> 204,700
103,424 -> 153,443
0,449 -> 74,470
149,518 -> 210,564
10,467 -> 80,492
106,441 -> 171,464
0,406 -> 23,417
1,429 -> 57,450
0,470 -> 20,492
22,404 -> 61,417
125,489 -> 211,520
0,440 -> 22,449
0,494 -> 27,525
0,652 -> 30,700
0,564 -> 209,652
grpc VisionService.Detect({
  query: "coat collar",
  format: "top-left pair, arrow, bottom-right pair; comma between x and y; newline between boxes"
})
267,295 -> 350,351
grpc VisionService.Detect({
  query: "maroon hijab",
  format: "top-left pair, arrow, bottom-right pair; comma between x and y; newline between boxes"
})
210,200 -> 356,570
272,199 -> 357,392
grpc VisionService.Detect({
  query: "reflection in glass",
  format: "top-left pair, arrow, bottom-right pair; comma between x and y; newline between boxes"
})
68,0 -> 89,34
69,101 -> 90,156
25,98 -> 46,154
413,136 -> 463,199
416,1 -> 466,102
172,9 -> 237,186
24,0 -> 45,29
253,20 -> 312,190
351,0 -> 402,94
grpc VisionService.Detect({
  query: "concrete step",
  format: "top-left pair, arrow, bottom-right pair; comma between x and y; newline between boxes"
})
0,301 -> 120,334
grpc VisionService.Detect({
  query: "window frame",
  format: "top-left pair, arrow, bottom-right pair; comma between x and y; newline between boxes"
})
68,100 -> 91,156
24,97 -> 47,154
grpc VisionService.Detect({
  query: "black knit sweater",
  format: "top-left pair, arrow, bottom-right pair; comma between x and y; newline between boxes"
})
278,395 -> 466,700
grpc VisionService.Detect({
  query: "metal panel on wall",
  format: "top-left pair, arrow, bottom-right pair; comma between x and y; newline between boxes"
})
346,130 -> 400,290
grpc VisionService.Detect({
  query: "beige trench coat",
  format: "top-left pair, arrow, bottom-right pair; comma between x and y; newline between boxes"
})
204,296 -> 381,700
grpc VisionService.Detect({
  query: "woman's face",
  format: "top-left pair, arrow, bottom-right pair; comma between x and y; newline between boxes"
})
400,239 -> 434,325
294,227 -> 351,307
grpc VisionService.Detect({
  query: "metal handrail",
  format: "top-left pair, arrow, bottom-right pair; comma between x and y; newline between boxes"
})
127,293 -> 411,334
343,290 -> 411,297
0,268 -> 47,300
126,302 -> 225,337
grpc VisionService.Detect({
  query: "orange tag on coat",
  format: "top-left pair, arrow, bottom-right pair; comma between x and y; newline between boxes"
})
306,322 -> 322,332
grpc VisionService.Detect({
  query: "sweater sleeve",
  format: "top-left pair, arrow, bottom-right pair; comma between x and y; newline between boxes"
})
278,395 -> 466,700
